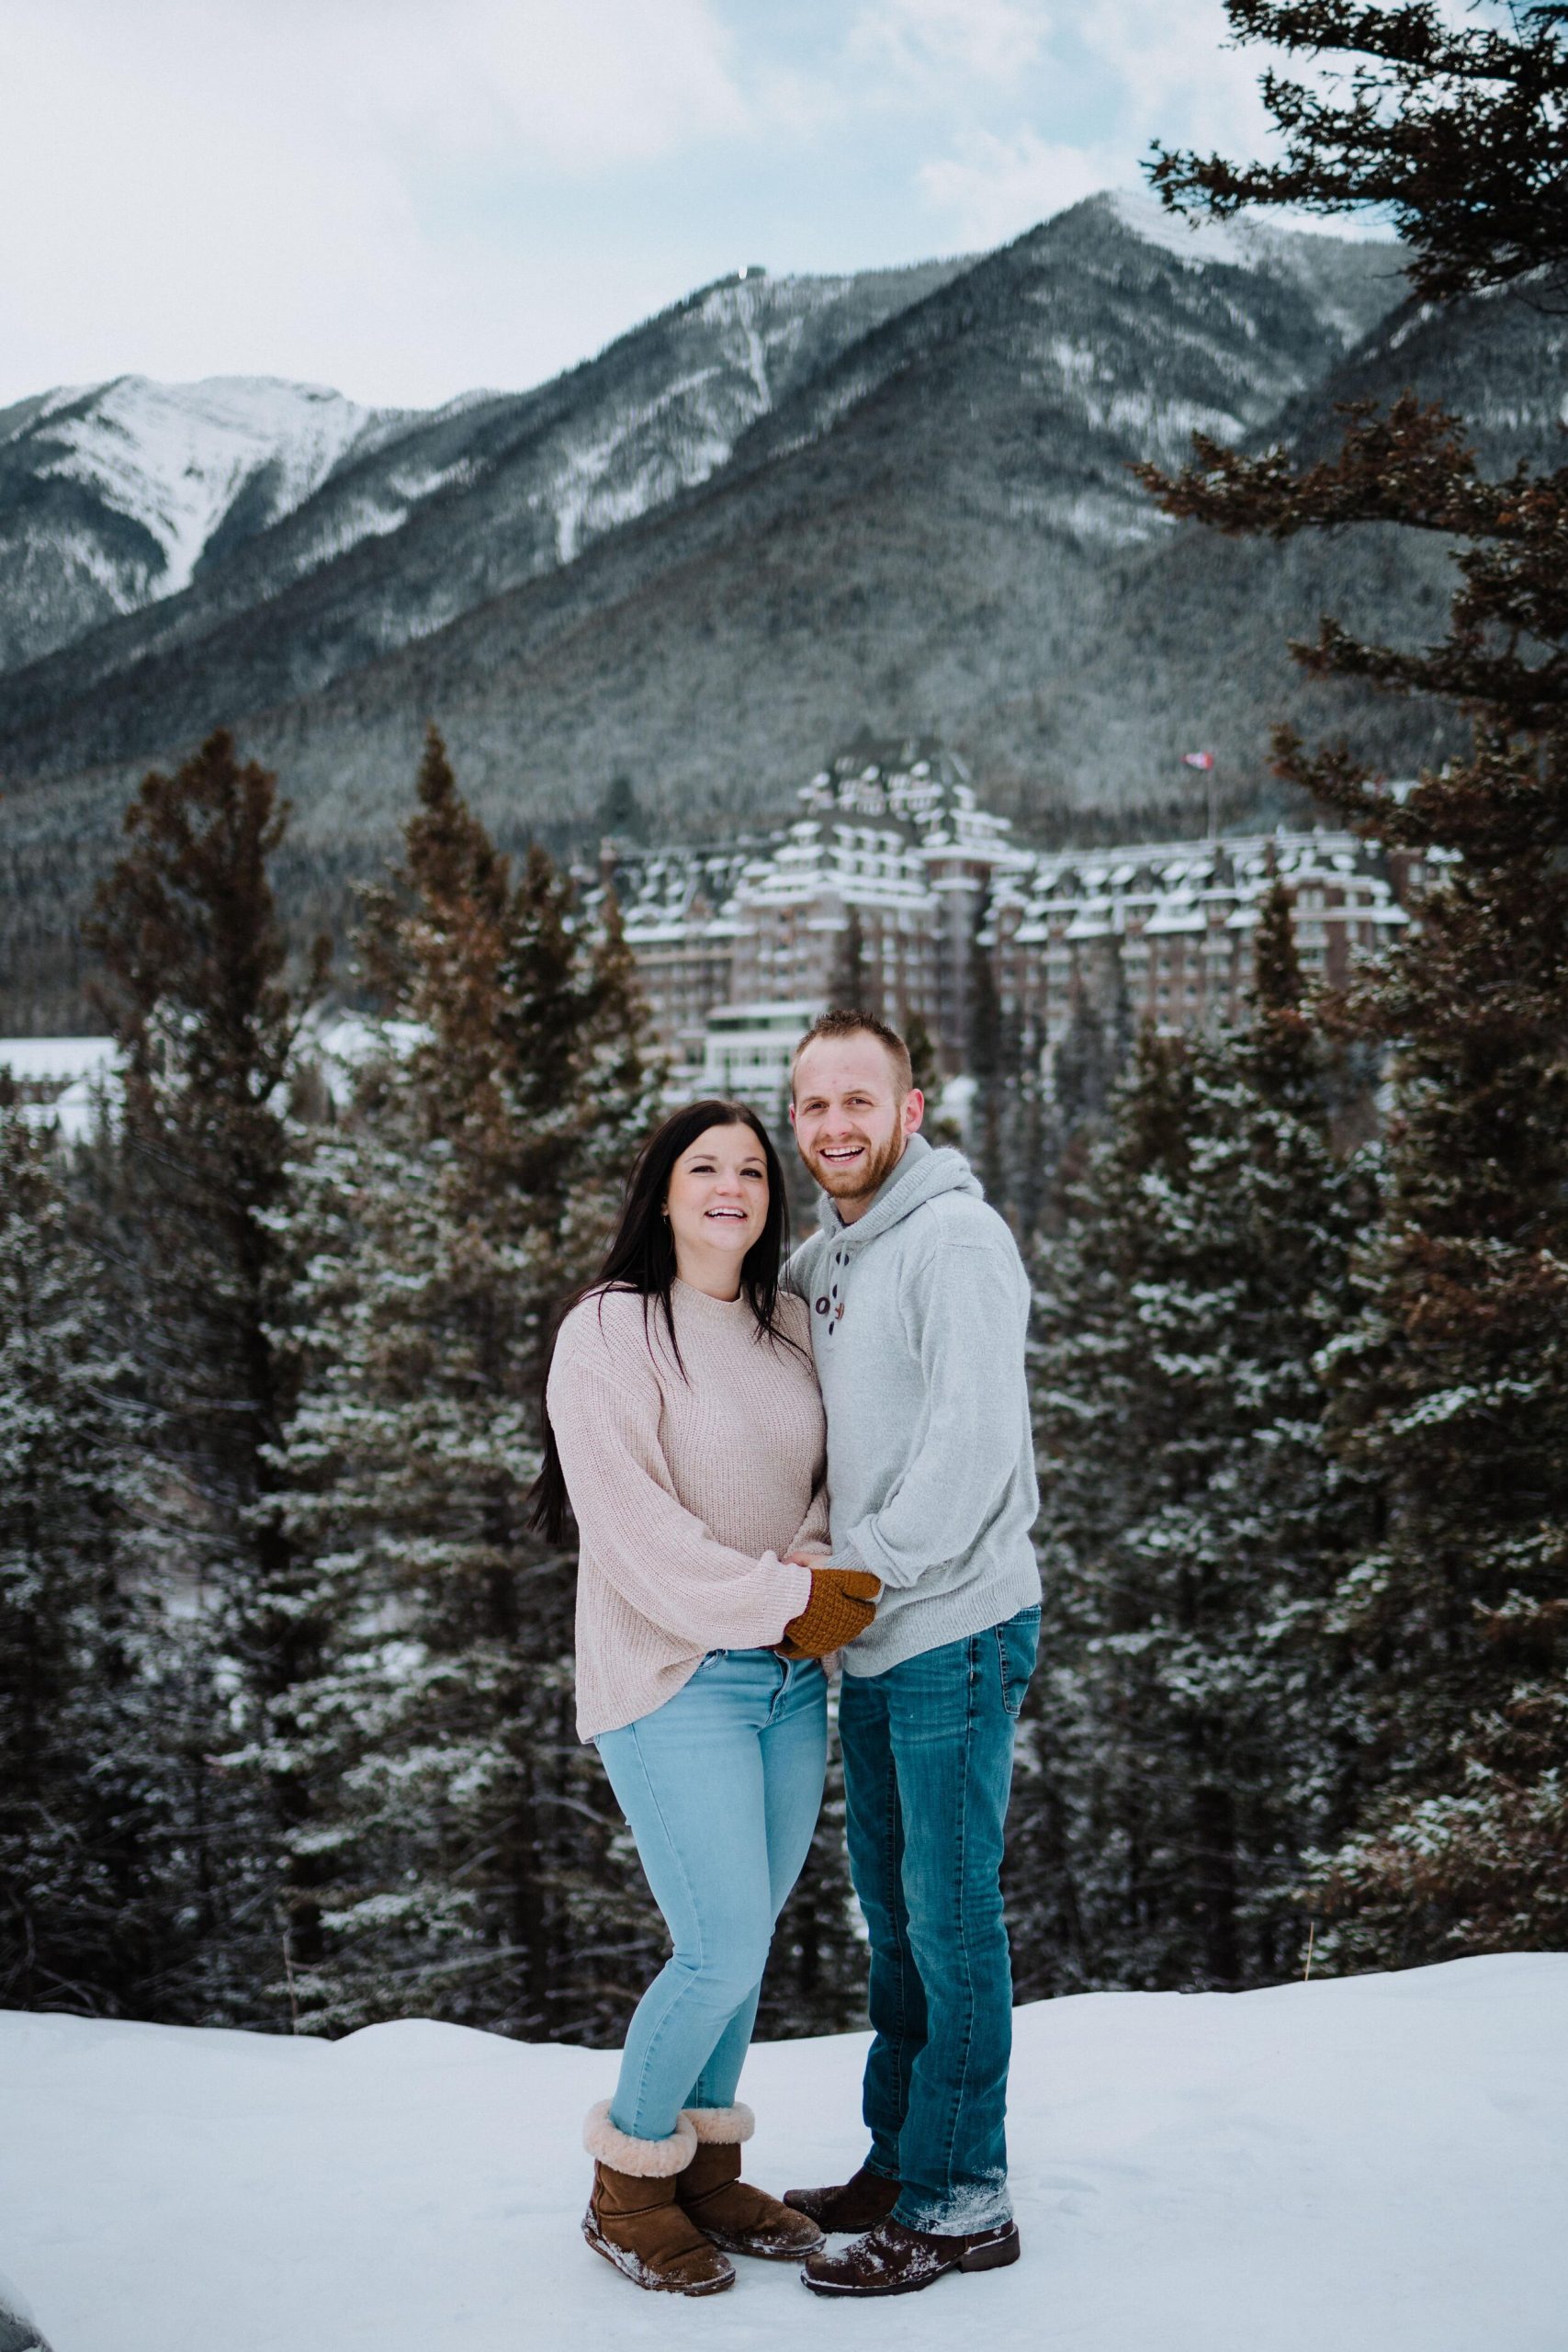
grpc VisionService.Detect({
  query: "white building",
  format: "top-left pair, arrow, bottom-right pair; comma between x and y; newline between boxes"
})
592,742 -> 1416,1088
698,1001 -> 823,1111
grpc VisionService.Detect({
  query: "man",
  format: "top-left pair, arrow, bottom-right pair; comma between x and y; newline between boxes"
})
781,1007 -> 1042,2299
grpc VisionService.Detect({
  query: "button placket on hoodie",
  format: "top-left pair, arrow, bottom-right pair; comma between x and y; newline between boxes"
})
818,1241 -> 851,1336
818,1240 -> 850,1337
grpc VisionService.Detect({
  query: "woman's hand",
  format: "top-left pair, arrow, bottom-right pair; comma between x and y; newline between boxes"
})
776,1566 -> 882,1660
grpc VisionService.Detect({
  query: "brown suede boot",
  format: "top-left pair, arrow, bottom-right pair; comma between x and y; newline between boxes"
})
676,2106 -> 824,2260
783,2164 -> 903,2233
581,2102 -> 735,2295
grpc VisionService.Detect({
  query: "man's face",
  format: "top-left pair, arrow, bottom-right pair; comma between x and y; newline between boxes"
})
791,1035 -> 924,1217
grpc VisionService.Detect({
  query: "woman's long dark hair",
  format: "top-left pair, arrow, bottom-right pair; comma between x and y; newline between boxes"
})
528,1098 -> 800,1543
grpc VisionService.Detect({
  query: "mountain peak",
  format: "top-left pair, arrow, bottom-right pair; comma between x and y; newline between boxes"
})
0,374 -> 415,669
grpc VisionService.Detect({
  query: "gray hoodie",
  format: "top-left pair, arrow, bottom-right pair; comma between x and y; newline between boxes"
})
786,1133 -> 1041,1675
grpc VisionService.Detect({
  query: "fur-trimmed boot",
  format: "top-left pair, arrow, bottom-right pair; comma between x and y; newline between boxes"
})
676,2105 -> 825,2261
581,2102 -> 735,2295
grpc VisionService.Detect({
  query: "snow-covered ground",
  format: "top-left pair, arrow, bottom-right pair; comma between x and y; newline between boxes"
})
4,1954 -> 1564,2352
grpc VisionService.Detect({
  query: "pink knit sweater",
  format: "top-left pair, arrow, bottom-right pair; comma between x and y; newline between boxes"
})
548,1280 -> 827,1739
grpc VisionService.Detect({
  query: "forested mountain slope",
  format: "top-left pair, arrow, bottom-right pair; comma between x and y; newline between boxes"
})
0,259 -> 968,776
0,195 -> 1399,827
13,188 -> 1559,1020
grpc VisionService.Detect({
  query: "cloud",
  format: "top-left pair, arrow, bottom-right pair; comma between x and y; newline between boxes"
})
1077,0 -> 1277,156
0,0 -> 1330,409
919,129 -> 1119,245
847,0 -> 1047,87
913,0 -> 1283,248
0,0 -> 750,403
326,0 -> 748,173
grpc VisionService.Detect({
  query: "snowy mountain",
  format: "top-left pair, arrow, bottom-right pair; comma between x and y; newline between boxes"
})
0,376 -> 414,672
0,197 -> 1400,831
0,2270 -> 51,2352
0,258 -> 967,707
2,1954 -> 1565,2352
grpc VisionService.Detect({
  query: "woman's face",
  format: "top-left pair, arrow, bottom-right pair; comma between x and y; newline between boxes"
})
664,1122 -> 770,1282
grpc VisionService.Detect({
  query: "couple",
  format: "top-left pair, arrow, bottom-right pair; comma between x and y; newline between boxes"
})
532,1008 -> 1042,2301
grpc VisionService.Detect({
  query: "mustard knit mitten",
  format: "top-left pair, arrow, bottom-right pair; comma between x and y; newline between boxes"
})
778,1566 -> 881,1659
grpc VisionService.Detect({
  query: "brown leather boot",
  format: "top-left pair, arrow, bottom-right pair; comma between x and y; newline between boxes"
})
783,2164 -> 903,2233
581,2102 -> 735,2295
676,2106 -> 824,2260
804,2216 -> 1021,2297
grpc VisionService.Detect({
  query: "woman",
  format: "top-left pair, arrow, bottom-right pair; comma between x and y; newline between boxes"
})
533,1099 -> 880,2298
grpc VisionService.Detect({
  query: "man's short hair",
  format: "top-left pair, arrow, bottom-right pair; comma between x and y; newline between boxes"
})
792,1008 -> 915,1099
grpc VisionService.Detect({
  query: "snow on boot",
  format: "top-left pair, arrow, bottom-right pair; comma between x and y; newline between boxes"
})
783,2163 -> 903,2233
677,2105 -> 824,2260
581,2102 -> 734,2296
803,2216 -> 1021,2298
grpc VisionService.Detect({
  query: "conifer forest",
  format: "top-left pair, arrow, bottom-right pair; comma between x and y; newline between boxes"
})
4,2 -> 1566,2041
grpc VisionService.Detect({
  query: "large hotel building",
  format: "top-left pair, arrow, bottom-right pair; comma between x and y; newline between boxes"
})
5,742 -> 1417,1139
590,741 -> 1413,1106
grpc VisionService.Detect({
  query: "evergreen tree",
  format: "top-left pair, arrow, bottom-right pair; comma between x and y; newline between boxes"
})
1043,954 -> 1134,1232
598,774 -> 646,844
968,905 -> 1049,1236
0,1090 -> 187,2016
966,902 -> 1008,1204
904,1006 -> 962,1149
265,729 -> 663,2037
904,1007 -> 942,1098
82,730 -> 331,2013
1020,898 -> 1372,1988
829,906 -> 875,1018
1021,1030 -> 1194,1989
1141,0 -> 1568,1962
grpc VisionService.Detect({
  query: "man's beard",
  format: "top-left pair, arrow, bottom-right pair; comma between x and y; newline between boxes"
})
803,1125 -> 906,1204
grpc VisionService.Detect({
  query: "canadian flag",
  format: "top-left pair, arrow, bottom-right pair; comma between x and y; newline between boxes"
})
1182,750 -> 1215,771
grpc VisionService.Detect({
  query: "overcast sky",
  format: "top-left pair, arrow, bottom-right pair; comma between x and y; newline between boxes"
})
2,0 -> 1295,412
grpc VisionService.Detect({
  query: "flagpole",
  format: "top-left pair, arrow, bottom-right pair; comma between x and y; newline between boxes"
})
1181,750 -> 1218,841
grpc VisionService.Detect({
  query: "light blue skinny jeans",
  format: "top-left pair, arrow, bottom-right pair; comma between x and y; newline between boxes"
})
595,1647 -> 828,2143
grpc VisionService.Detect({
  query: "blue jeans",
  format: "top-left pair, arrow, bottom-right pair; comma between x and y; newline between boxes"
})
595,1649 -> 828,2142
838,1606 -> 1041,2233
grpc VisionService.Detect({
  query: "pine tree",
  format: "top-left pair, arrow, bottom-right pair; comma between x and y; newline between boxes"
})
0,1090 -> 188,2016
829,906 -> 875,1018
1140,0 -> 1568,1963
82,730 -> 331,2014
969,904 -> 1050,1236
1019,899 -> 1373,1988
904,1008 -> 941,1097
266,729 -> 663,2037
1306,773 -> 1568,1964
1021,1030 -> 1195,1988
598,774 -> 646,844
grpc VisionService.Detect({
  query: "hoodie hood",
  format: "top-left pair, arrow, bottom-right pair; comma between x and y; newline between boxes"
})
818,1131 -> 983,1250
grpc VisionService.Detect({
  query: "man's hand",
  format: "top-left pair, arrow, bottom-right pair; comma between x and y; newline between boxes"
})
778,1566 -> 882,1660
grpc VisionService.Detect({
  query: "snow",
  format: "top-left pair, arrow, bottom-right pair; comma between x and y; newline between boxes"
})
26,377 -> 403,599
1107,187 -> 1280,269
0,1036 -> 117,1083
0,1037 -> 119,1142
551,369 -> 737,565
0,2267 -> 48,2350
2,1954 -> 1564,2352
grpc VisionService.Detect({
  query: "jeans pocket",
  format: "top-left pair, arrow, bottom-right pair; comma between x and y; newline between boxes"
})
997,1605 -> 1041,1719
